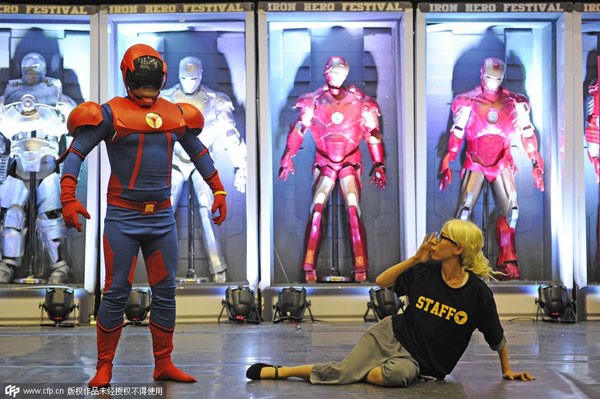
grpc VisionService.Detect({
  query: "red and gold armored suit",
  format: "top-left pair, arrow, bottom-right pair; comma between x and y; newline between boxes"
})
585,57 -> 600,182
439,57 -> 544,280
279,56 -> 386,283
60,44 -> 226,387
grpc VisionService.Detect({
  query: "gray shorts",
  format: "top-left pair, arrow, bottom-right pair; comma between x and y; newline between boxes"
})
310,317 -> 419,387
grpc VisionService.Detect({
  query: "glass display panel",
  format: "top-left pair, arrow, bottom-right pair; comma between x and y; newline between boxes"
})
420,3 -> 568,282
261,2 -> 411,284
104,4 -> 251,284
581,6 -> 600,284
0,7 -> 94,286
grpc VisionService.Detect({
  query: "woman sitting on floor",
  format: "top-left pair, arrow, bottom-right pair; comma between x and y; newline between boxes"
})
246,219 -> 535,386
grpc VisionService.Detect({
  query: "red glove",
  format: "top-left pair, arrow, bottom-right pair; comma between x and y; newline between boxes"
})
60,175 -> 91,232
278,153 -> 295,181
205,172 -> 227,225
439,131 -> 463,190
369,164 -> 386,190
529,152 -> 544,192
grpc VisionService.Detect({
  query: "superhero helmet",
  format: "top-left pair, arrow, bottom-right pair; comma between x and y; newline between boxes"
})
323,56 -> 349,89
480,57 -> 505,92
120,44 -> 167,106
178,56 -> 203,95
21,52 -> 47,86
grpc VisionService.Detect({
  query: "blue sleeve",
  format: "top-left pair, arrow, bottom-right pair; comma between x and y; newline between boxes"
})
178,128 -> 217,179
62,105 -> 113,180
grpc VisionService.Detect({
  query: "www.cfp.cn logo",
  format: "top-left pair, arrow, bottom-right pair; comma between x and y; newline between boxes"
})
4,385 -> 20,398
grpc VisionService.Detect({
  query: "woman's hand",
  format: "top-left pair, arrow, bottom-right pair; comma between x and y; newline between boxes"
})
502,370 -> 535,381
375,233 -> 436,288
412,233 -> 435,264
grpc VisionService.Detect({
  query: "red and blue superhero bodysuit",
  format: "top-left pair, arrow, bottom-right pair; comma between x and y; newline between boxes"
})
60,44 -> 226,387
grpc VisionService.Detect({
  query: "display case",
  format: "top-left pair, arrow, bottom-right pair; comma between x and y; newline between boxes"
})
0,4 -> 98,324
575,2 -> 600,318
258,0 -> 414,306
415,2 -> 578,292
578,3 -> 600,288
98,3 -> 257,301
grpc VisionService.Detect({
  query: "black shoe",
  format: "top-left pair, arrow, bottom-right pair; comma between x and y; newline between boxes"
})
246,363 -> 279,380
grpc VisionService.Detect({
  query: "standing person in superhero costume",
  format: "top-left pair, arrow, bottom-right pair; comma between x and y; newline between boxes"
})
59,44 -> 227,387
439,57 -> 544,280
161,56 -> 247,283
278,56 -> 386,283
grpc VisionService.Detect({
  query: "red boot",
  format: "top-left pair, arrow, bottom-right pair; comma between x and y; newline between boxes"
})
498,261 -> 520,280
88,324 -> 123,387
150,322 -> 197,382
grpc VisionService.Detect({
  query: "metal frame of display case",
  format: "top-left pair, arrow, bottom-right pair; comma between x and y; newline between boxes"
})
96,2 -> 257,323
574,2 -> 600,320
0,4 -> 100,325
415,2 -> 585,320
257,1 -> 415,321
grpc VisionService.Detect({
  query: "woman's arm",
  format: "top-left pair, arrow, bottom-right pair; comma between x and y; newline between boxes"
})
498,345 -> 535,381
375,233 -> 435,288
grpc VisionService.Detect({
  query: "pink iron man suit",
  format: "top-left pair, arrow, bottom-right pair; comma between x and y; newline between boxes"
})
278,56 -> 386,283
585,58 -> 600,182
439,57 -> 544,280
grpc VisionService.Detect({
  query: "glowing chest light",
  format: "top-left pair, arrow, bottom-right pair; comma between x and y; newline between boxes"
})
145,112 -> 163,129
331,111 -> 344,125
487,108 -> 499,124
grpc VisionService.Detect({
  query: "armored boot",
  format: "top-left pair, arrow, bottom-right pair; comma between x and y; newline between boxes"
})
150,322 -> 197,382
497,261 -> 520,280
496,216 -> 520,280
347,206 -> 369,282
0,259 -> 17,283
212,270 -> 227,283
88,324 -> 123,388
48,260 -> 70,284
303,203 -> 325,283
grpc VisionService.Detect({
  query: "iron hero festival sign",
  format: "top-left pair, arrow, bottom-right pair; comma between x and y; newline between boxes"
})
105,3 -> 252,14
574,3 -> 600,12
258,2 -> 409,12
420,3 -> 571,12
0,5 -> 96,14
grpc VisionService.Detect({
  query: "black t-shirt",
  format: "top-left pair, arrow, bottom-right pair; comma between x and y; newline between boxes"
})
391,261 -> 505,379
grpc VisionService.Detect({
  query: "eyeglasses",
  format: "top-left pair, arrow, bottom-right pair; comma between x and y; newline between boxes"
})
434,232 -> 460,247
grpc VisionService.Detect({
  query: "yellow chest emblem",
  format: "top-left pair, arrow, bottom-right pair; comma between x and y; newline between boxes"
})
145,112 -> 163,129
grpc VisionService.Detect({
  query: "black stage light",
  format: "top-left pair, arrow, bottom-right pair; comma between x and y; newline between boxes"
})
535,284 -> 576,323
272,287 -> 314,323
218,286 -> 261,324
124,288 -> 151,326
364,287 -> 404,322
39,287 -> 78,326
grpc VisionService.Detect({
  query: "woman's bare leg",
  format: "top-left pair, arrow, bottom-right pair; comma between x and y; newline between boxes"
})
260,365 -> 313,381
365,366 -> 385,386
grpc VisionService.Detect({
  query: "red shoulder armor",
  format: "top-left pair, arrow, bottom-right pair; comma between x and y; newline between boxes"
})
347,85 -> 365,100
294,92 -> 317,110
177,102 -> 205,130
509,91 -> 530,106
451,89 -> 476,114
67,101 -> 103,136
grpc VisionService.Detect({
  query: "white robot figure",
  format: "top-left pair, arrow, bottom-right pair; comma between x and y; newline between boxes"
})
0,52 -> 76,284
161,56 -> 246,283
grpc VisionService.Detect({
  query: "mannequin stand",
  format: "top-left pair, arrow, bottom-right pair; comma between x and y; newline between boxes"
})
319,185 -> 352,283
177,176 -> 209,284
